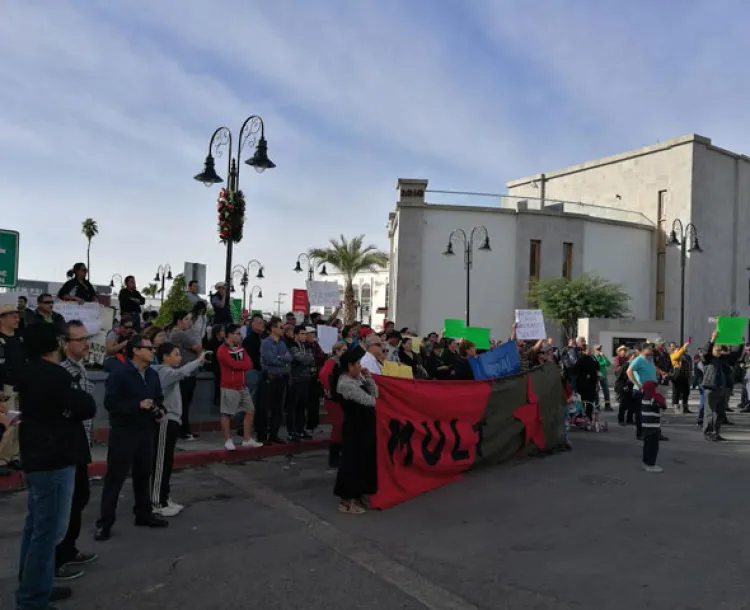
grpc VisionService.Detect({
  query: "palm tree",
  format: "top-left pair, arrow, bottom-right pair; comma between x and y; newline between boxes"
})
142,283 -> 159,298
81,218 -> 99,278
309,234 -> 388,323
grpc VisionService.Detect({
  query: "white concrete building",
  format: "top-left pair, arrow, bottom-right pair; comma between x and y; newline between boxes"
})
313,268 -> 389,329
506,134 -> 750,345
387,179 -> 654,340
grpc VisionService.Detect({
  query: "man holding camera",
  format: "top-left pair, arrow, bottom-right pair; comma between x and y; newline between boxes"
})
95,334 -> 168,541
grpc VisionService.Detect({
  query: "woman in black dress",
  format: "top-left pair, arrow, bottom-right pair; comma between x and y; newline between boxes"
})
331,345 -> 378,514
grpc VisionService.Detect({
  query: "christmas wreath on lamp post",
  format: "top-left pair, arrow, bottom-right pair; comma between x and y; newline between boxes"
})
217,188 -> 246,243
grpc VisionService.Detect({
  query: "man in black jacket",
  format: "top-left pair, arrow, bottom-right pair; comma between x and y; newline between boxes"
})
15,323 -> 97,609
25,293 -> 67,337
702,329 -> 742,441
95,334 -> 168,541
117,275 -> 145,332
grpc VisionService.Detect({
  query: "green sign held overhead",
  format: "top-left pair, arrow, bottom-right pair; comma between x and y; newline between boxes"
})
0,229 -> 19,288
442,318 -> 491,350
715,316 -> 748,346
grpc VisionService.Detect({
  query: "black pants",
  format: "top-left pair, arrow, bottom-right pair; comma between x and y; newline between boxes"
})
328,443 -> 342,468
306,378 -> 321,431
179,376 -> 197,437
55,464 -> 90,568
671,377 -> 690,410
642,429 -> 660,466
97,427 -> 154,530
634,391 -> 643,437
152,420 -> 179,507
617,392 -> 635,424
257,375 -> 286,441
286,381 -> 309,435
579,387 -> 597,420
703,388 -> 726,436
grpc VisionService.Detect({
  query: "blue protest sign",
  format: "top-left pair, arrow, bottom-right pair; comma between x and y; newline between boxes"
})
469,341 -> 521,380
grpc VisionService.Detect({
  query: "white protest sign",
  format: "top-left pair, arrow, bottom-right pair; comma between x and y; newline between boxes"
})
53,302 -> 102,336
514,309 -> 547,340
305,280 -> 340,308
317,324 -> 339,354
86,306 -> 115,366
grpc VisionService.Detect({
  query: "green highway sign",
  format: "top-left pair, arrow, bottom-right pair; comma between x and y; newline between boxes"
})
0,230 -> 19,288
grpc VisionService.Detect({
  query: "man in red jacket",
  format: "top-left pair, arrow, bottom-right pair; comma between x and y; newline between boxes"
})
217,324 -> 262,451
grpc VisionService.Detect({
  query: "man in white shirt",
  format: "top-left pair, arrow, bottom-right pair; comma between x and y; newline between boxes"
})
360,335 -> 386,375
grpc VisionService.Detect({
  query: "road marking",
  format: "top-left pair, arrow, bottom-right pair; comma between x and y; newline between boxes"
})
209,463 -> 479,610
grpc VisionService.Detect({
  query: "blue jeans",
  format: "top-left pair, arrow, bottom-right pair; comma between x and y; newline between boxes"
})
698,385 -> 705,422
598,377 -> 611,406
17,466 -> 75,610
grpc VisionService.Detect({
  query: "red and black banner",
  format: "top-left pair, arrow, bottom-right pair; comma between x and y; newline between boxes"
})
370,361 -> 565,510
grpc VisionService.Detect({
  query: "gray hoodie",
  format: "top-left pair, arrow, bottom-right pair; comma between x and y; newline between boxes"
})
151,359 -> 203,424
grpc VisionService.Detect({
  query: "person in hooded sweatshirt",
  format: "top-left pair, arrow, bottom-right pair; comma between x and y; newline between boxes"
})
150,342 -> 207,517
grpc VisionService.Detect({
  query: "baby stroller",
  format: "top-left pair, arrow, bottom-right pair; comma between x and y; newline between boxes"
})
567,394 -> 609,432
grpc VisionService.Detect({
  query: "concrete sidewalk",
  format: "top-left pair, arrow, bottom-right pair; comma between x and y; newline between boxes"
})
0,426 -> 332,492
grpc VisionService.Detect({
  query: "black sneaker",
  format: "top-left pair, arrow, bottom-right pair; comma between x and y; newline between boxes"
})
135,514 -> 169,528
68,550 -> 98,566
50,586 -> 72,602
55,565 -> 84,581
659,434 -> 669,441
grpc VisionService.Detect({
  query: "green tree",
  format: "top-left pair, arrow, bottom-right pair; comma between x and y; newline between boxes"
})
81,218 -> 99,278
308,234 -> 388,324
155,274 -> 192,327
142,283 -> 159,298
527,274 -> 630,340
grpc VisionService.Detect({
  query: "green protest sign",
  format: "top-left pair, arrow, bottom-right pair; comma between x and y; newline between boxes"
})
444,319 -> 465,338
461,326 -> 491,350
230,298 -> 243,321
715,316 -> 748,345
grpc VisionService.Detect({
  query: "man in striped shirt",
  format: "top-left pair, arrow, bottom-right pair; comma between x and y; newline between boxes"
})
628,344 -> 666,473
56,320 -> 98,580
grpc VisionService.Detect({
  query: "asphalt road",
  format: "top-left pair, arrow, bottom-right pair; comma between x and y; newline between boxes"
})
3,391 -> 750,610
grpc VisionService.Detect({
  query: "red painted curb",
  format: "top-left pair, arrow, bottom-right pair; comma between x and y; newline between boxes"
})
0,439 -> 329,493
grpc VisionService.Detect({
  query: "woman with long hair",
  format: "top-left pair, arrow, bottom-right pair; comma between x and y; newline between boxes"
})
319,341 -> 347,468
331,345 -> 378,514
57,263 -> 97,303
398,337 -> 428,379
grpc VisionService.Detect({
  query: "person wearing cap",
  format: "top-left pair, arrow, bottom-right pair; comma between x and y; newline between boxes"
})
0,297 -> 25,393
210,282 -> 233,325
330,345 -> 378,514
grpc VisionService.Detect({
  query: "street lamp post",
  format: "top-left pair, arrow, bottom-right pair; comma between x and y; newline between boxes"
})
109,273 -> 123,291
275,292 -> 287,317
248,285 -> 263,312
231,259 -> 265,312
442,226 -> 492,326
294,253 -> 328,282
193,116 -> 275,288
667,219 -> 703,344
153,264 -> 173,305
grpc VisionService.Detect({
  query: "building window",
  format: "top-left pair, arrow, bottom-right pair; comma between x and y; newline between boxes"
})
562,242 -> 573,280
529,240 -> 541,282
656,190 -> 667,320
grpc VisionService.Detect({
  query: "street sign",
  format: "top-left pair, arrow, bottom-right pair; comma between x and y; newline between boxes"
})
0,230 -> 19,288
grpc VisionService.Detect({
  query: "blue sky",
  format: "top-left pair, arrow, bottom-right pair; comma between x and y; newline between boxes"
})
2,0 -> 749,311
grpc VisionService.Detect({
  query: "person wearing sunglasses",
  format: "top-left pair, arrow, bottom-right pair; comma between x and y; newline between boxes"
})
25,293 -> 66,337
95,334 -> 168,541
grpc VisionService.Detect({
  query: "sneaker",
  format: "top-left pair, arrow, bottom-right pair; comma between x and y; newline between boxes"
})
224,439 -> 237,451
241,439 -> 263,448
134,514 -> 169,528
67,550 -> 98,566
55,565 -> 84,581
643,464 -> 664,473
153,504 -> 181,518
182,433 -> 198,441
166,499 -> 184,512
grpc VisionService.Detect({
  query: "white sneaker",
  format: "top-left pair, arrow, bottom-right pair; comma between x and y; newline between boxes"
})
153,504 -> 181,517
224,439 -> 237,451
241,439 -> 263,448
643,464 -> 664,473
166,499 -> 184,512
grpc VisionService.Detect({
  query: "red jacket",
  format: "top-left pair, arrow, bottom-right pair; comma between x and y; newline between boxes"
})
217,343 -> 253,390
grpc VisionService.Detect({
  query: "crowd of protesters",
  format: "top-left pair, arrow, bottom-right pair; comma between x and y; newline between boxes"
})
3,263 -> 750,608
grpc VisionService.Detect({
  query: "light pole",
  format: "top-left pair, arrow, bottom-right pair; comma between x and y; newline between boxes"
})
442,226 -> 491,326
294,253 -> 328,282
109,273 -> 123,291
193,116 -> 275,288
667,219 -> 703,344
248,285 -> 263,312
275,292 -> 287,316
153,264 -> 173,305
231,259 -> 264,312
